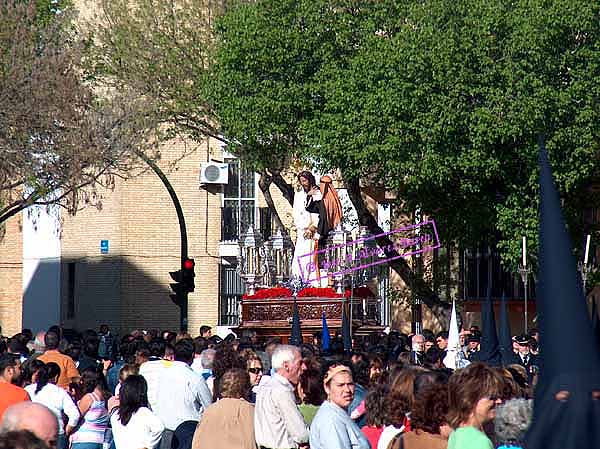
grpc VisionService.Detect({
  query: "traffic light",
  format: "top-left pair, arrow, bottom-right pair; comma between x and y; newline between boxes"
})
169,258 -> 195,307
169,269 -> 185,307
182,258 -> 195,292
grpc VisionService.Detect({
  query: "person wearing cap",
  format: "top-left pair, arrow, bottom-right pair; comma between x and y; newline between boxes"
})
512,335 -> 538,377
309,363 -> 370,449
466,335 -> 481,361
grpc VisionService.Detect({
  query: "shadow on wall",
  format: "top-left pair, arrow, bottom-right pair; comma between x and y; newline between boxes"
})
22,257 -> 179,334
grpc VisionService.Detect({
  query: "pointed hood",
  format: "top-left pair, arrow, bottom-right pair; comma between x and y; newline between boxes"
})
342,303 -> 352,352
591,296 -> 600,351
475,283 -> 502,366
443,300 -> 460,369
499,292 -> 518,366
290,300 -> 302,346
536,138 -> 600,378
526,136 -> 600,449
321,311 -> 331,353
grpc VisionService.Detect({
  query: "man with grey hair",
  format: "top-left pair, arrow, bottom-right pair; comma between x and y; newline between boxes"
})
254,345 -> 309,449
199,348 -> 216,395
494,398 -> 533,448
1,402 -> 58,449
410,334 -> 425,365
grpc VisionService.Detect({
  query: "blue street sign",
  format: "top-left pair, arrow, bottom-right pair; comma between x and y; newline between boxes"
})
100,240 -> 109,254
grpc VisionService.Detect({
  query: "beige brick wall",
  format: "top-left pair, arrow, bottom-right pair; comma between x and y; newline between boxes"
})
60,137 -> 222,334
0,215 -> 23,335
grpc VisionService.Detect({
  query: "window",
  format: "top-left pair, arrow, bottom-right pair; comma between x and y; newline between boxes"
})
462,244 -> 535,300
222,158 -> 256,241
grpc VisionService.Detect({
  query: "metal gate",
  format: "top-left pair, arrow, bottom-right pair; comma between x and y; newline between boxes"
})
219,264 -> 245,326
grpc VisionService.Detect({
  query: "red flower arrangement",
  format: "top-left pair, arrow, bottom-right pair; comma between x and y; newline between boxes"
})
297,287 -> 344,298
242,287 -> 292,300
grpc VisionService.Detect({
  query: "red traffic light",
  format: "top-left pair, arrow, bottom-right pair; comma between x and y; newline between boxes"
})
183,258 -> 195,270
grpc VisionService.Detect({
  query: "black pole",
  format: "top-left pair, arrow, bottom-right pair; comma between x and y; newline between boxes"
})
135,150 -> 189,331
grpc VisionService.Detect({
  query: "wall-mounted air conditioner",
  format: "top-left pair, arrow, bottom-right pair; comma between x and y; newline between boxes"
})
200,162 -> 229,184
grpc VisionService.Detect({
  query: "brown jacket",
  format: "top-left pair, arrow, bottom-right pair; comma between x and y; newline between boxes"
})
192,398 -> 256,449
389,430 -> 448,449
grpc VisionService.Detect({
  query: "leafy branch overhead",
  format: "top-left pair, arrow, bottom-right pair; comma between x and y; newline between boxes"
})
211,0 -> 600,272
0,0 -> 159,224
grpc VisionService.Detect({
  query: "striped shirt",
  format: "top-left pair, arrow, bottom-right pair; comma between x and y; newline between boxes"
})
70,392 -> 109,444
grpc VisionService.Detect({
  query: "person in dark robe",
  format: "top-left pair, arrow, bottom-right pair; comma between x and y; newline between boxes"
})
525,137 -> 600,449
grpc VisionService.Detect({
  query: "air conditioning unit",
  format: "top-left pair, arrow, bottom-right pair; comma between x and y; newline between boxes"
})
200,162 -> 229,184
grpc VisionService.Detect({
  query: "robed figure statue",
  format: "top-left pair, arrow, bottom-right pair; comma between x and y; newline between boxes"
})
292,171 -> 343,285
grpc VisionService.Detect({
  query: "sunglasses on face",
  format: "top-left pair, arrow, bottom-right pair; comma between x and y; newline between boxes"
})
248,367 -> 263,374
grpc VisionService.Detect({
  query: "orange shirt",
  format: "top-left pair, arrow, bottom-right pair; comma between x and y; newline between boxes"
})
0,382 -> 30,420
38,350 -> 80,389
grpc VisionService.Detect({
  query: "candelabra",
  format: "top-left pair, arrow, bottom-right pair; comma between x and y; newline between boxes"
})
578,261 -> 592,292
518,264 -> 532,334
238,226 -> 265,296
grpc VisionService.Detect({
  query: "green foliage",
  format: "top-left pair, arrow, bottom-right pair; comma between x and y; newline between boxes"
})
34,0 -> 71,26
212,0 -> 600,272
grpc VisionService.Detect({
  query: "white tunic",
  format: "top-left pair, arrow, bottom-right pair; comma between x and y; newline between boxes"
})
292,190 -> 321,285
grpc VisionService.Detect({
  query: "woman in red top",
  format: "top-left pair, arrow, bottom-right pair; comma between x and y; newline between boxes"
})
361,384 -> 388,449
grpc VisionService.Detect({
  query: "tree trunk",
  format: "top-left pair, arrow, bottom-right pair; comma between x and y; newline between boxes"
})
258,170 -> 289,246
271,170 -> 295,205
343,176 -> 450,327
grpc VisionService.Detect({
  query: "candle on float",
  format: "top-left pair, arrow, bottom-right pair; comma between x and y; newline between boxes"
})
522,236 -> 527,267
584,234 -> 591,265
247,247 -> 255,273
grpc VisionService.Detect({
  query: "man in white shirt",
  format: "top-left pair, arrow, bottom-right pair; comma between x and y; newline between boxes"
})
156,339 -> 212,449
254,345 -> 309,449
138,339 -> 172,413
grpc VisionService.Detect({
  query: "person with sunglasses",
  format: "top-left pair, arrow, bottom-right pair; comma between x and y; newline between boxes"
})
447,363 -> 505,449
245,353 -> 263,403
247,357 -> 263,387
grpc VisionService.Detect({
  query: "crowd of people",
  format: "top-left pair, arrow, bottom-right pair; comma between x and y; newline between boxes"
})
0,323 -> 538,449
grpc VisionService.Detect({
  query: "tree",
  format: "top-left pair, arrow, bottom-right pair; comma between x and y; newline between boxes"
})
210,0 -> 456,321
304,0 -> 600,271
0,0 -> 157,225
210,0 -> 600,322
